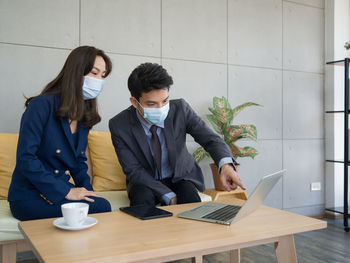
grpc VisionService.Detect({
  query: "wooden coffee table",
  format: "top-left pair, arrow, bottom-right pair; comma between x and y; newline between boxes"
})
18,201 -> 326,263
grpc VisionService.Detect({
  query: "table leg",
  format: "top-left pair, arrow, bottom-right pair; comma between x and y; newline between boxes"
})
230,249 -> 240,263
191,255 -> 202,263
0,242 -> 17,263
274,235 -> 297,263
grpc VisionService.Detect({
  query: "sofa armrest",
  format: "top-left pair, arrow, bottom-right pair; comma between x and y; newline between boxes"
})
0,200 -> 24,242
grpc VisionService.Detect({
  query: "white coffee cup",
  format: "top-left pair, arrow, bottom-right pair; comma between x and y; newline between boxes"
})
61,203 -> 89,227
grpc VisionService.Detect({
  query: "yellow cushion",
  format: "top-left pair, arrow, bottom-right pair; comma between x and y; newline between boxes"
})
88,131 -> 126,191
0,134 -> 18,199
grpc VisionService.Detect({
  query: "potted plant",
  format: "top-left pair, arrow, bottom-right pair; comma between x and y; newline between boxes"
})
345,42 -> 350,50
192,96 -> 260,191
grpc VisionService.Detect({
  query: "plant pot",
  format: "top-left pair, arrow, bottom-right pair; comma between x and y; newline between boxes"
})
210,163 -> 240,191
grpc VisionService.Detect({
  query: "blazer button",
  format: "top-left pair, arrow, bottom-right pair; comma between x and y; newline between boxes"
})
65,170 -> 70,175
54,170 -> 59,174
56,149 -> 61,154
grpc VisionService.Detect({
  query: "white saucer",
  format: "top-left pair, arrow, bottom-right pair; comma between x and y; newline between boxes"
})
53,217 -> 98,231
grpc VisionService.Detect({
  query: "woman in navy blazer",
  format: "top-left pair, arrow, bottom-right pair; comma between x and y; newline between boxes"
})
8,46 -> 112,221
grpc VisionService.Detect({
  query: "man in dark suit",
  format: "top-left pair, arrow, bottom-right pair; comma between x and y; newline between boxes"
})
109,63 -> 245,206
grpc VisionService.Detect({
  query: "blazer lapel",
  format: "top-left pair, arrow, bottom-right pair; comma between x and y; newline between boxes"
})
130,109 -> 154,169
60,118 -> 76,156
76,122 -> 88,156
164,104 -> 177,172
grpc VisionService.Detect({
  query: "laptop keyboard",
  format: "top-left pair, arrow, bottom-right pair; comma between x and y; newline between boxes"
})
202,205 -> 241,222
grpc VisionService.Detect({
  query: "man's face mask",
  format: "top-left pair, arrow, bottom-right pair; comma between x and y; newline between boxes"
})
136,100 -> 170,125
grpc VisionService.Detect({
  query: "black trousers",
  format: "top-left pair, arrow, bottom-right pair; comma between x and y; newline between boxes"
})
128,178 -> 201,206
10,196 -> 111,221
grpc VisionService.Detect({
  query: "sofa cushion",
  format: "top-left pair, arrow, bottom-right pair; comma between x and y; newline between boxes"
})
95,190 -> 130,212
0,133 -> 18,200
88,131 -> 126,191
96,191 -> 211,212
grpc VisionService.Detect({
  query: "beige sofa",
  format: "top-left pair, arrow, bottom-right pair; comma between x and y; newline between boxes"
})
0,131 -> 211,262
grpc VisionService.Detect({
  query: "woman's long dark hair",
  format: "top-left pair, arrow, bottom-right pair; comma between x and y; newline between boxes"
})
25,46 -> 112,129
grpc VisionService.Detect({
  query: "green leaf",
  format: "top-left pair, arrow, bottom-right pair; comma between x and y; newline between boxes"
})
224,126 -> 244,143
208,96 -> 233,125
228,143 -> 259,159
208,107 -> 233,126
192,147 -> 210,162
237,146 -> 259,159
213,96 -> 231,110
231,102 -> 261,120
224,124 -> 258,144
229,143 -> 242,159
206,114 -> 224,134
240,124 -> 257,138
345,42 -> 350,50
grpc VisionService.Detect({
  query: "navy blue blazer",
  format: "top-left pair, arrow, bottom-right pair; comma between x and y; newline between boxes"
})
8,94 -> 92,204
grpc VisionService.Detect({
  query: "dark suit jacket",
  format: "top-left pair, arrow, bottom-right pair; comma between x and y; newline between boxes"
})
8,94 -> 92,204
109,99 -> 233,197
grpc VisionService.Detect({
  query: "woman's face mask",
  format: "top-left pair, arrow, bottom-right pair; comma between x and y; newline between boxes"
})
82,76 -> 104,100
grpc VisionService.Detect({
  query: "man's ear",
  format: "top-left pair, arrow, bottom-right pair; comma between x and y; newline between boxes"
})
130,97 -> 138,109
131,97 -> 144,116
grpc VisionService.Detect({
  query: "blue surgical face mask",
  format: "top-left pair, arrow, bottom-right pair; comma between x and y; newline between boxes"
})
82,76 -> 104,100
136,100 -> 170,125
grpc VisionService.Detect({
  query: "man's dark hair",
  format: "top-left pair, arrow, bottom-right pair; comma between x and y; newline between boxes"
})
128,63 -> 173,100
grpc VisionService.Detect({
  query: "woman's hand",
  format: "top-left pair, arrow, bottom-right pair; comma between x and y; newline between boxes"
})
65,187 -> 99,202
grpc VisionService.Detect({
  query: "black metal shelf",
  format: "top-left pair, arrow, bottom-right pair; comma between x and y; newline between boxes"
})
325,110 -> 350,113
327,58 -> 349,232
325,207 -> 350,216
326,59 -> 350,66
326,160 -> 350,165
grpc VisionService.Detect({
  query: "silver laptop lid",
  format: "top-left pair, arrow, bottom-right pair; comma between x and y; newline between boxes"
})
231,169 -> 285,224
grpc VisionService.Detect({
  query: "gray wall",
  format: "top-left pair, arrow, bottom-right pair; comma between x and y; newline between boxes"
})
0,0 -> 325,215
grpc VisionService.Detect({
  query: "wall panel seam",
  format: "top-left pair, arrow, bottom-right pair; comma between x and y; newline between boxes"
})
283,0 -> 324,10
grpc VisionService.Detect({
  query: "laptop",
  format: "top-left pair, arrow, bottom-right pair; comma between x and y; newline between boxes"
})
177,170 -> 285,225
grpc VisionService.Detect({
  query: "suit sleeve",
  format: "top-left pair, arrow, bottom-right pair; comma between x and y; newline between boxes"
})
181,99 -> 235,166
109,120 -> 172,197
16,97 -> 71,203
